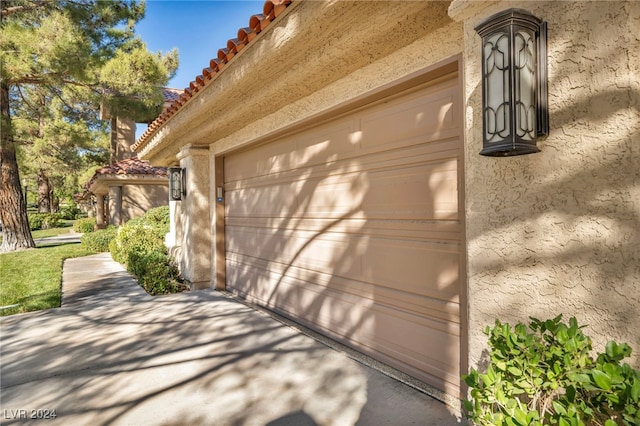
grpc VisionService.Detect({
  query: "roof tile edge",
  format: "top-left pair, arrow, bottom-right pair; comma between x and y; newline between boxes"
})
132,0 -> 294,154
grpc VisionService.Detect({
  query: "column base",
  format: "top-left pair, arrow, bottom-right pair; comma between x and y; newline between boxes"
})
189,281 -> 213,290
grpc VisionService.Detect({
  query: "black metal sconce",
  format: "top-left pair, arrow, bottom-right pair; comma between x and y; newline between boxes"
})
475,8 -> 549,156
168,167 -> 185,201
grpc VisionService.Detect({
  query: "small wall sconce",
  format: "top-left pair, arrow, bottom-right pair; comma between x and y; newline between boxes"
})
168,167 -> 185,201
475,8 -> 549,156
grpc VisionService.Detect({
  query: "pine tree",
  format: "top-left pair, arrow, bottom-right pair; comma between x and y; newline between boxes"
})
0,1 -> 177,252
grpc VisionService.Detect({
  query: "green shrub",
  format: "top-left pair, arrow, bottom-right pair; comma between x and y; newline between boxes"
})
109,207 -> 186,295
139,205 -> 170,227
109,222 -> 166,265
127,249 -> 187,295
463,315 -> 640,426
81,226 -> 117,252
28,213 -> 62,230
59,205 -> 81,220
73,217 -> 96,233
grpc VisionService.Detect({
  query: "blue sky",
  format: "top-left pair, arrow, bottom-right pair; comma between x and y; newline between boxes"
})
134,0 -> 264,138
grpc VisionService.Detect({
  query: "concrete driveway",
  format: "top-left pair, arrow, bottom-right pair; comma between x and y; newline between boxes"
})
1,253 -> 464,425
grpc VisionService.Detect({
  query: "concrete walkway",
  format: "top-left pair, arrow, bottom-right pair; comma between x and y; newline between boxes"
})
33,232 -> 82,247
1,253 -> 464,426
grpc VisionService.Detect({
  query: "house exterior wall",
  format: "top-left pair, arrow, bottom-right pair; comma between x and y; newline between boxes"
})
176,145 -> 211,288
210,2 -> 462,157
120,183 -> 169,224
450,0 -> 640,369
95,181 -> 168,226
108,185 -> 123,226
138,0 -> 639,398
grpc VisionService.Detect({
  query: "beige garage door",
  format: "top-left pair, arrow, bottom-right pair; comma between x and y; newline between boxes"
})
224,70 -> 463,396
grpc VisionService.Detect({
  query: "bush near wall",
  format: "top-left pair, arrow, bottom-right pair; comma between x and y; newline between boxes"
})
73,217 -> 96,233
81,226 -> 117,252
127,249 -> 187,295
58,205 -> 82,220
28,213 -> 62,230
463,315 -> 640,426
109,206 -> 187,295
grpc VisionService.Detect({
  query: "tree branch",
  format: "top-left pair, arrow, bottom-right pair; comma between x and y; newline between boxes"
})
0,1 -> 48,19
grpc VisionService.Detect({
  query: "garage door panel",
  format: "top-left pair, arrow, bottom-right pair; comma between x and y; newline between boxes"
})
225,183 -> 299,218
361,161 -> 459,220
224,137 -> 296,183
226,254 -> 460,392
225,72 -> 463,396
227,253 -> 460,333
360,85 -> 459,150
364,238 -> 460,300
227,248 -> 460,321
226,158 -> 459,222
227,216 -> 461,239
227,223 -> 459,303
225,121 -> 357,184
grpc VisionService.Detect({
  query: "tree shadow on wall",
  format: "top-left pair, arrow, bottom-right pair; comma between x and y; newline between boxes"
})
223,83 -> 465,419
467,0 -> 640,369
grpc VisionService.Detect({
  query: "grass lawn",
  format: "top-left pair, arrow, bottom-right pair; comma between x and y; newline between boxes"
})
32,224 -> 76,239
0,223 -> 76,243
0,243 -> 98,316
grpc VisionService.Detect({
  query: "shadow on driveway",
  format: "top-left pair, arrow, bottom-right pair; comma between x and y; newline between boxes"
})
0,254 -> 464,425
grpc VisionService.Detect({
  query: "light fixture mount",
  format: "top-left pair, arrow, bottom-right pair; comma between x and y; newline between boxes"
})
168,167 -> 185,201
475,8 -> 549,156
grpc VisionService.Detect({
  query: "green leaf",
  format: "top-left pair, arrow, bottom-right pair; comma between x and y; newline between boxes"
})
591,369 -> 612,390
496,388 -> 507,405
553,400 -> 567,416
604,420 -> 617,426
513,408 -> 529,426
508,366 -> 523,377
631,377 -> 640,401
566,385 -> 576,402
569,373 -> 591,384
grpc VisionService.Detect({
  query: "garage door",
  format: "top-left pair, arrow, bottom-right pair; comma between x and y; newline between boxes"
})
224,71 -> 463,396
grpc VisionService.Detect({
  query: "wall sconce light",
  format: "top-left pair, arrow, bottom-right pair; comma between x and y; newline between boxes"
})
168,167 -> 185,201
475,8 -> 549,156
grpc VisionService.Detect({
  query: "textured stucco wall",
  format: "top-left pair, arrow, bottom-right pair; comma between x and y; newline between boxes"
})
177,146 -> 211,288
453,0 -> 640,370
121,184 -> 169,224
212,1 -> 462,155
115,117 -> 136,162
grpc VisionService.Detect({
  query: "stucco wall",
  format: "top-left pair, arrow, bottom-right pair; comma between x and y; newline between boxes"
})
212,2 -> 463,156
115,117 -> 136,162
121,184 -> 169,224
176,146 -> 211,288
454,0 -> 640,370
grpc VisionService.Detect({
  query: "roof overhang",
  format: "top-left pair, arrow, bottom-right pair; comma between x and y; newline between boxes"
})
135,1 -> 453,166
88,174 -> 168,195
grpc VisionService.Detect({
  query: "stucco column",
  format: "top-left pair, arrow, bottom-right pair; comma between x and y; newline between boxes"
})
177,145 -> 211,289
95,194 -> 105,229
166,200 -> 177,248
109,185 -> 122,226
116,117 -> 136,161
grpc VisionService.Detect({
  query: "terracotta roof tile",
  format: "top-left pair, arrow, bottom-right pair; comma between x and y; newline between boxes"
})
162,88 -> 182,103
86,156 -> 168,191
133,0 -> 293,153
